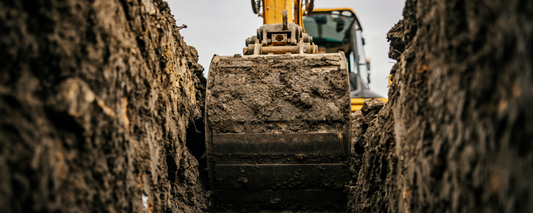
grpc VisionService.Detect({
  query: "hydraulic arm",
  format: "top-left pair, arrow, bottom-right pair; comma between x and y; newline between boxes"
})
244,0 -> 317,55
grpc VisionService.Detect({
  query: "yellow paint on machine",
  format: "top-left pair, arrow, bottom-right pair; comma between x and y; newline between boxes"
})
351,98 -> 388,112
312,8 -> 356,14
263,0 -> 293,24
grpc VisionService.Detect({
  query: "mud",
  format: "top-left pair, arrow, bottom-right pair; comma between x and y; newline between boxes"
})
206,53 -> 351,134
0,0 -> 209,212
348,0 -> 533,212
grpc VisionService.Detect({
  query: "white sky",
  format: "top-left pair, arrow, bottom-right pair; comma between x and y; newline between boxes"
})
167,0 -> 404,97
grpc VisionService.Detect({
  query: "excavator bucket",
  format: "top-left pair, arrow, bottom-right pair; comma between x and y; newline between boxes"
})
205,53 -> 351,211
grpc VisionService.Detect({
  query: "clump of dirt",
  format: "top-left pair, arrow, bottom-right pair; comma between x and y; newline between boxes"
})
206,53 -> 351,134
347,98 -> 396,212
348,0 -> 533,212
349,99 -> 385,176
0,0 -> 209,212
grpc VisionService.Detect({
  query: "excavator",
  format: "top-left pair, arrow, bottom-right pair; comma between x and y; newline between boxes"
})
205,0 -> 386,211
303,8 -> 388,111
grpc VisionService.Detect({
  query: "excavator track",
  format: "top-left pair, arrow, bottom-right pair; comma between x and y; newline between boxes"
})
205,53 -> 351,211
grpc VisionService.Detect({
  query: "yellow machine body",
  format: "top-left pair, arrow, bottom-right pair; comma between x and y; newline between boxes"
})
263,0 -> 293,24
351,98 -> 389,111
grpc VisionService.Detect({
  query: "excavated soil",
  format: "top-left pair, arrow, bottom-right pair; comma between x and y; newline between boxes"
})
0,0 -> 209,212
206,53 -> 351,134
347,0 -> 533,212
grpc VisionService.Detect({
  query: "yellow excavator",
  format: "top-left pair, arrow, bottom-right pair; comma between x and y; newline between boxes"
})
302,8 -> 388,111
205,1 -> 385,211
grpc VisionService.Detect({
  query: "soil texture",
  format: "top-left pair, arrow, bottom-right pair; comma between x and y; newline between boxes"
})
2,0 -> 533,212
206,53 -> 351,134
347,0 -> 533,212
0,0 -> 209,212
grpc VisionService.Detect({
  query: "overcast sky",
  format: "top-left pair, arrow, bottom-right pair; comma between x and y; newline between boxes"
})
166,0 -> 405,97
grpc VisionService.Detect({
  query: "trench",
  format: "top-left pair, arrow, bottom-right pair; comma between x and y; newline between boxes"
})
1,0 -> 532,212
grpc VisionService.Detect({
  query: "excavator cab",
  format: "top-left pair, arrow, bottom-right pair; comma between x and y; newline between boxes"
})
303,8 -> 388,111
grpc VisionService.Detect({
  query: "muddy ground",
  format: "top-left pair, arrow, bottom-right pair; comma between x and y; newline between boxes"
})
1,0 -> 533,212
347,0 -> 533,212
0,0 -> 209,212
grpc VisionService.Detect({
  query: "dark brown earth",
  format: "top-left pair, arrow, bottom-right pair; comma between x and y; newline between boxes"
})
347,0 -> 533,212
0,0 -> 209,212
206,53 -> 351,134
2,0 -> 533,212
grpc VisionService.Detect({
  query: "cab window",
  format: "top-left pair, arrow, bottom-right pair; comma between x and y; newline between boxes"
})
303,12 -> 355,51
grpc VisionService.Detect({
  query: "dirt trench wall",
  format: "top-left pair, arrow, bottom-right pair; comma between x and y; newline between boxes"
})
0,0 -> 208,212
349,0 -> 533,212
